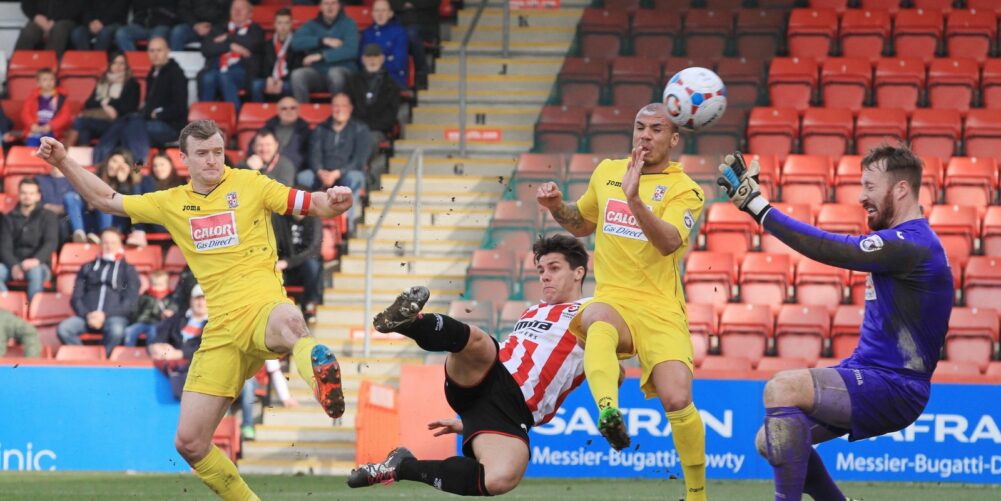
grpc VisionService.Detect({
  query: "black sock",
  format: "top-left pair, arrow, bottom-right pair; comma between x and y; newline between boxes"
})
396,313 -> 471,353
396,456 -> 489,496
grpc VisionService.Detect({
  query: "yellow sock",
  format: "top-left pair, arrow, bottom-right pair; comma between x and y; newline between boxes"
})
583,321 -> 620,410
292,336 -> 318,391
667,403 -> 707,501
192,445 -> 259,501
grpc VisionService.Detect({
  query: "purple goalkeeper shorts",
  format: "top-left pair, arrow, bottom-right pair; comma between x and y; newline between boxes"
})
832,363 -> 931,441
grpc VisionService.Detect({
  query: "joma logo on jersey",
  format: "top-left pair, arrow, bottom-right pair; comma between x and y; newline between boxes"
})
189,212 -> 239,251
602,198 -> 648,241
514,319 -> 553,332
182,205 -> 201,211
606,180 -> 622,187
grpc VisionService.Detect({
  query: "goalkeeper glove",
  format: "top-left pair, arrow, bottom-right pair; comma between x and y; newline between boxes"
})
716,151 -> 771,222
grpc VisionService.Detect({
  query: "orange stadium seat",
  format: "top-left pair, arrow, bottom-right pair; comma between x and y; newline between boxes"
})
124,246 -> 163,273
298,102 -> 331,127
831,304 -> 864,358
566,154 -> 601,200
109,346 -> 151,361
945,306 -> 998,373
839,9 -> 891,60
944,157 -> 997,207
833,155 -> 863,204
610,57 -> 661,110
963,110 -> 1001,163
28,291 -> 73,328
512,154 -> 565,205
987,361 -> 1001,377
58,50 -> 106,104
786,8 -> 838,59
716,57 -> 766,109
579,8 -> 629,59
945,9 -> 996,63
981,59 -> 1001,110
735,9 -> 786,59
848,269 -> 867,304
125,51 -> 151,100
768,57 -> 818,111
236,102 -> 277,152
775,304 -> 829,366
718,303 -> 773,366
0,291 -> 28,319
702,202 -> 757,262
682,9 -> 734,58
757,357 -> 811,372
928,204 -> 980,265
345,6 -> 372,31
781,154 -> 833,205
739,253 -> 793,314
56,243 -> 99,276
982,206 -> 1001,256
687,302 -> 716,368
801,108 -> 853,161
854,108 -> 907,156
164,245 -> 186,274
810,1 -> 849,14
858,0 -> 901,14
535,105 -> 587,154
873,57 -> 926,113
498,300 -> 533,336
557,57 -> 608,108
6,50 -> 57,101
909,109 -> 962,162
55,345 -> 106,361
4,146 -> 51,175
820,58 -> 871,112
631,12 -> 681,59
893,9 -> 944,61
927,58 -> 979,115
585,106 -> 632,154
912,0 -> 955,12
967,0 -> 1001,14
684,251 -> 738,314
796,258 -> 849,313
747,153 -> 780,200
1,99 -> 25,133
693,107 -> 747,154
747,107 -> 800,162
448,300 -> 496,334
467,250 -> 515,306
817,203 -> 867,234
189,102 -> 236,140
935,360 -> 981,376
700,355 -> 753,372
760,203 -> 812,265
963,256 -> 1001,310
920,155 -> 944,207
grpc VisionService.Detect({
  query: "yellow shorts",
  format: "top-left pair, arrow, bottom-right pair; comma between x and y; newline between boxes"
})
183,297 -> 294,399
576,295 -> 693,399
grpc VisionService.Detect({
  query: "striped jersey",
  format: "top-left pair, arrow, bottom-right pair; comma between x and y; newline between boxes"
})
499,298 -> 589,426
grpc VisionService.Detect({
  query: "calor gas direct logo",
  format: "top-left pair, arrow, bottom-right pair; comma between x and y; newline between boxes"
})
189,212 -> 240,251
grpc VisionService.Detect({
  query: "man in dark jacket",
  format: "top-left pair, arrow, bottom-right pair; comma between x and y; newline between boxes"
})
273,213 -> 323,323
94,37 -> 188,164
14,0 -> 84,57
0,178 -> 59,302
149,283 -> 207,399
238,128 -> 297,187
290,0 -> 359,103
115,0 -> 179,52
170,0 -> 228,50
197,0 -> 264,112
71,0 -> 130,51
389,0 -> 438,88
251,7 -> 300,102
56,228 -> 140,356
347,43 -> 401,187
247,97 -> 311,171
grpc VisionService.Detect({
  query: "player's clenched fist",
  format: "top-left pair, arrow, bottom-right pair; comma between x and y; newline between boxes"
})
536,181 -> 564,210
325,186 -> 353,215
34,136 -> 68,167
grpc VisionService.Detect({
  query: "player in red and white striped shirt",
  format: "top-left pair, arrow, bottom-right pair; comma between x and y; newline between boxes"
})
349,235 -> 595,497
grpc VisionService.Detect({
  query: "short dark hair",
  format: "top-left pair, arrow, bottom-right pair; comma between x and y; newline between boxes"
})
255,127 -> 278,142
861,143 -> 922,196
179,120 -> 224,155
18,177 -> 40,190
275,7 -> 291,18
533,234 -> 589,283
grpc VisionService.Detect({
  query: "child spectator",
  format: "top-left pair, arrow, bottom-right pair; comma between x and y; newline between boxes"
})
251,7 -> 300,103
21,68 -> 72,147
65,53 -> 141,148
124,270 -> 176,347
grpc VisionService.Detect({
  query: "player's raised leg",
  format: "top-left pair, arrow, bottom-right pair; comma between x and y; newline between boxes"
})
263,303 -> 344,419
578,303 -> 634,451
175,391 -> 259,501
373,286 -> 474,355
650,361 -> 706,501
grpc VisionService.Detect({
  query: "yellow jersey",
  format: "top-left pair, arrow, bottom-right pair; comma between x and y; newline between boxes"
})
122,167 -> 313,316
576,159 -> 704,307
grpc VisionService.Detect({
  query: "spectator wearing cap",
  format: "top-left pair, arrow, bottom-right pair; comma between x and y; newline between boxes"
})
149,283 -> 208,399
251,7 -> 301,103
197,0 -> 264,112
290,0 -> 359,103
360,0 -> 409,88
346,43 -> 401,188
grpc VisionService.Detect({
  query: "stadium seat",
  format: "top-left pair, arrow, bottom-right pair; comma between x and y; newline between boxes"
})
702,203 -> 757,262
0,99 -> 25,134
767,58 -> 818,111
927,58 -> 980,115
213,415 -> 240,462
125,51 -> 151,100
809,0 -> 849,13
963,256 -> 1001,310
747,107 -> 800,162
164,245 -> 186,274
912,0 -> 955,12
981,59 -> 1001,110
786,8 -> 838,59
943,157 -> 997,208
774,304 -> 829,366
344,6 -> 372,31
909,109 -> 962,162
630,12 -> 682,59
757,357 -> 811,372
535,105 -> 587,154
963,110 -> 1001,163
55,345 -> 106,361
760,203 -> 812,265
579,8 -> 629,59
610,57 -> 661,110
817,203 -> 867,234
124,246 -> 163,273
692,107 -> 747,154
839,9 -> 891,60
873,57 -> 926,113
781,154 -> 834,205
682,9 -> 734,58
684,251 -> 738,315
718,303 -> 773,366
557,57 -> 608,109
747,153 -> 780,200
189,102 -> 236,141
848,269 -> 868,304
735,9 -> 786,59
57,243 -> 99,275
58,51 -> 106,104
928,204 -> 980,266
967,0 -> 1001,14
4,146 -> 51,175
290,5 -> 319,29
801,108 -> 854,161
833,155 -> 863,204
796,258 -> 848,313
109,346 -> 151,361
854,108 -> 907,156
739,253 -> 793,314
585,106 -> 632,154
699,355 -> 753,372
448,300 -> 496,334
934,360 -> 982,376
497,300 -> 533,338
831,304 -> 864,358
858,0 -> 902,14
820,58 -> 871,112
466,250 -> 516,306
251,3 -> 281,32
893,9 -> 944,61
716,58 -> 765,109
236,102 -> 277,152
298,103 -> 331,127
512,154 -> 565,206
813,357 -> 845,368
920,155 -> 944,207
6,50 -> 57,101
687,302 -> 716,368
982,207 -> 1001,256
987,361 -> 1001,377
945,9 -> 996,63
0,291 -> 28,319
566,154 -> 602,200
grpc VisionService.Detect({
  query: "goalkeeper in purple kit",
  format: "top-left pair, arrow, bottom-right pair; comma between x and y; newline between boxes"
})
716,145 -> 954,501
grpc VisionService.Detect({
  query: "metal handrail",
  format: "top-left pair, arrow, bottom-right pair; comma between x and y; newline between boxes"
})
502,0 -> 510,58
363,149 -> 423,357
458,0 -> 490,157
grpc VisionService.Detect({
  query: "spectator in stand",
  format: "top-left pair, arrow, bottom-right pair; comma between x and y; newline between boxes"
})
247,97 -> 311,171
71,0 -> 129,51
170,0 -> 229,51
238,359 -> 297,440
100,149 -> 149,246
131,152 -> 185,240
64,150 -> 137,244
251,7 -> 300,103
166,266 -> 197,317
361,0 -> 409,88
35,167 -> 76,243
124,269 -> 176,347
347,43 -> 401,188
65,53 -> 141,149
302,92 -> 370,232
238,129 -> 297,187
0,309 -> 42,358
0,178 -> 58,302
197,0 -> 264,113
21,68 -> 72,148
94,37 -> 188,164
290,0 -> 359,104
273,212 -> 323,323
14,0 -> 83,57
149,283 -> 207,399
389,0 -> 437,89
57,228 -> 141,356
115,0 -> 179,52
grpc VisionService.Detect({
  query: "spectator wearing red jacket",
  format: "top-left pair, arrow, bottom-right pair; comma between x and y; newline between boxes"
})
21,68 -> 72,147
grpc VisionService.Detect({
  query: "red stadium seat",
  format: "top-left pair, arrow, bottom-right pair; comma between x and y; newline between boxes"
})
683,9 -> 734,58
566,154 -> 602,200
963,256 -> 1001,310
702,203 -> 757,262
927,58 -> 980,115
748,153 -> 780,200
934,360 -> 982,376
125,51 -> 151,100
757,357 -> 812,372
124,246 -> 163,273
5,145 -> 51,175
831,304 -> 864,358
963,110 -> 1001,163
814,357 -> 845,368
189,102 -> 236,140
687,303 -> 715,368
796,258 -> 848,313
945,307 -> 998,372
0,291 -> 28,319
854,108 -> 907,156
767,58 -> 818,112
801,108 -> 854,161
512,154 -> 565,202
535,105 -> 587,154
448,300 -> 496,334
579,8 -> 629,59
747,107 -> 800,162
557,57 -> 608,109
55,345 -> 106,361
28,292 -> 73,328
817,203 -> 867,234
610,57 -> 661,110
775,304 -> 830,366
699,355 -> 752,372
981,59 -> 1001,110
987,361 -> 1001,377
345,6 -> 372,31
967,0 -> 1001,14
58,50 -> 106,104
719,303 -> 773,366
630,12 -> 681,59
251,4 -> 281,32
760,203 -> 813,265
873,57 -> 926,113
912,0 -> 955,12
735,9 -> 786,59
909,109 -> 962,162
290,5 -> 318,29
833,155 -> 863,204
740,253 -> 793,314
945,9 -> 997,63
983,206 -> 1001,256
786,8 -> 838,59
6,50 -> 57,101
298,102 -> 331,127
684,251 -> 738,315
943,157 -> 997,208
894,9 -> 944,61
586,106 -> 632,154
109,346 -> 151,361
164,245 -> 186,274
858,0 -> 902,14
692,107 -> 748,154
56,243 -> 99,275
781,154 -> 834,205
928,204 -> 981,265
809,0 -> 849,13
498,300 -> 533,335
1,99 -> 25,134
467,250 -> 515,307
820,58 -> 871,112
236,102 -> 277,152
839,9 -> 891,60
920,155 -> 944,207
716,58 -> 766,109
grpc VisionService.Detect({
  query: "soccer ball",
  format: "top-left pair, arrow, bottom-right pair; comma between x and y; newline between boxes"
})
662,67 -> 727,131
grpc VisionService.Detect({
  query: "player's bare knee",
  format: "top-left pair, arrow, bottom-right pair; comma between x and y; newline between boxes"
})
464,328 -> 495,361
754,427 -> 768,458
484,470 -> 519,495
174,432 -> 209,463
659,390 -> 692,412
763,370 -> 807,408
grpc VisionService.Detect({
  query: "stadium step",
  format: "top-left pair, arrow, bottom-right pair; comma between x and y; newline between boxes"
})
405,123 -> 535,143
456,6 -> 585,30
344,237 -> 482,257
433,58 -> 563,76
253,424 -> 355,443
237,457 -> 355,476
339,255 -> 471,275
452,25 -> 575,45
377,174 -> 508,195
412,105 -> 540,127
326,286 -> 465,304
429,73 -> 555,93
240,440 -> 356,462
394,137 -> 533,156
388,155 -> 518,177
367,189 -> 499,208
354,225 -> 486,242
416,88 -> 549,106
360,208 -> 492,230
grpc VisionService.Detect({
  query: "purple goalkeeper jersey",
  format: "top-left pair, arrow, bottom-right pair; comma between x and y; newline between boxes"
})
761,209 -> 954,380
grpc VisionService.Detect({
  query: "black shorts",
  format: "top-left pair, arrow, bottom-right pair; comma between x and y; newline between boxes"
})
444,339 -> 534,458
